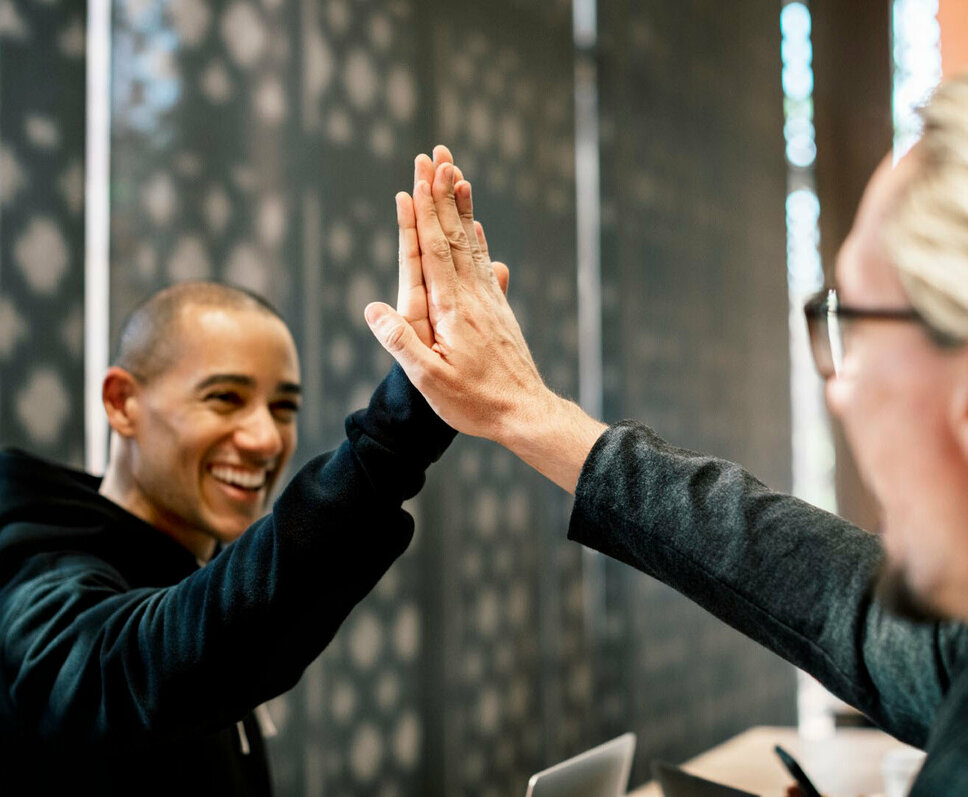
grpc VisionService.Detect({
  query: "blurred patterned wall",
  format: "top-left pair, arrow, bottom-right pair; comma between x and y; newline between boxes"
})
1,0 -> 795,793
0,0 -> 87,466
597,0 -> 796,773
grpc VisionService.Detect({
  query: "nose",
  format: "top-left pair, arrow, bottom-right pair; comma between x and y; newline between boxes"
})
235,405 -> 284,461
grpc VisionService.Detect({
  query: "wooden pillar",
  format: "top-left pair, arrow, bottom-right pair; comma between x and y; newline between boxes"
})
810,0 -> 892,531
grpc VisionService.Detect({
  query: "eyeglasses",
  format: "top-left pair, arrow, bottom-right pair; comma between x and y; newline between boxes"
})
803,288 -> 923,378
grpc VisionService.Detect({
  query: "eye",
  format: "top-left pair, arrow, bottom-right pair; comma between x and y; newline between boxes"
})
204,391 -> 244,409
271,399 -> 301,422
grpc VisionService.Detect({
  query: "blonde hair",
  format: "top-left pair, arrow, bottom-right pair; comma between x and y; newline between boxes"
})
884,70 -> 968,343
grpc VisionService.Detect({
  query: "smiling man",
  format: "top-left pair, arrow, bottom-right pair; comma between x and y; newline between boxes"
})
367,74 -> 968,792
0,281 -> 455,794
99,285 -> 304,560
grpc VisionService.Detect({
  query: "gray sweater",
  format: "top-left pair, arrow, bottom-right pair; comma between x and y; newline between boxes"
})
568,421 -> 968,794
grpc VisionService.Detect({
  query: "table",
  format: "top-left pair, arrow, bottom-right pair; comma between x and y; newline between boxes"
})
628,725 -> 920,797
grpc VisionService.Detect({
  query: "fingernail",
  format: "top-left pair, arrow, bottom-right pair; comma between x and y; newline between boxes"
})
418,181 -> 431,196
440,163 -> 452,181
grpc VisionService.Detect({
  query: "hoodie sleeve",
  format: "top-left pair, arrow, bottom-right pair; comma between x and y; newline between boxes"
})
0,364 -> 455,742
567,421 -> 968,748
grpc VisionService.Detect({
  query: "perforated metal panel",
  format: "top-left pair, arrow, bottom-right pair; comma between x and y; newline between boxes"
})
0,0 -> 87,465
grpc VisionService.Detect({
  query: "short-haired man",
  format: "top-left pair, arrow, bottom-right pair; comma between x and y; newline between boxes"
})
0,280 -> 455,794
367,74 -> 968,792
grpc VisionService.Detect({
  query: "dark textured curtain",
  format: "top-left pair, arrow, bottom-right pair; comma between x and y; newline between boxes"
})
2,0 -> 796,793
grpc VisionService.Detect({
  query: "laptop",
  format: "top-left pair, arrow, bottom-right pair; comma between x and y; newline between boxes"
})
525,733 -> 637,797
650,760 -> 757,797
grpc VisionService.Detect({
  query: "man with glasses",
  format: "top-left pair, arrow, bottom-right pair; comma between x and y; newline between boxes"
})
367,72 -> 968,793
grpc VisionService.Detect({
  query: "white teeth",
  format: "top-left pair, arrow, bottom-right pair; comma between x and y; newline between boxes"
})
210,465 -> 267,491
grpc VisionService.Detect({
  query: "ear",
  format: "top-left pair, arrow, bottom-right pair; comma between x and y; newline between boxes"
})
102,367 -> 141,438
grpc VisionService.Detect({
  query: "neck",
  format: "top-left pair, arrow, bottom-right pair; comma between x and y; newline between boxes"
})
100,440 -> 217,562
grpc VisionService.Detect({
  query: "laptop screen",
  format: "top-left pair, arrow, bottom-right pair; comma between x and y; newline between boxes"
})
525,733 -> 636,797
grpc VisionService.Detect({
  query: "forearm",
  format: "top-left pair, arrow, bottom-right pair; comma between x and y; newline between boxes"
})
569,421 -> 968,745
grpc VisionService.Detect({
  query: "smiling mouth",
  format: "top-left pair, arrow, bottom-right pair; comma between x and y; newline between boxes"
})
208,464 -> 269,492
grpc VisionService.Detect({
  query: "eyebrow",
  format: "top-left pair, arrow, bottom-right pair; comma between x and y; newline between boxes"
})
195,374 -> 302,395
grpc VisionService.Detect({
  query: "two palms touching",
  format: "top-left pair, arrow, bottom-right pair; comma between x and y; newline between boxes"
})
393,146 -> 508,350
369,144 -> 605,493
368,145 -> 547,443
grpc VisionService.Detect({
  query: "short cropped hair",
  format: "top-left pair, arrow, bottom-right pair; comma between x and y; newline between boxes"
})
884,70 -> 968,343
114,281 -> 285,383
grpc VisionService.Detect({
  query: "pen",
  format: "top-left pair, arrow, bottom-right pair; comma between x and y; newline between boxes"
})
774,744 -> 823,797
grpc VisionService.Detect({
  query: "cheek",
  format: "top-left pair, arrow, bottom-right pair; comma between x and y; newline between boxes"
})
824,376 -> 848,419
280,424 -> 297,460
826,361 -> 949,500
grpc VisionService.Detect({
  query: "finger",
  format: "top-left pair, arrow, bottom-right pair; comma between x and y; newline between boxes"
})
474,221 -> 491,261
431,162 -> 475,279
432,143 -> 464,193
432,144 -> 454,165
396,192 -> 435,347
364,302 -> 441,386
434,147 -> 479,273
454,179 -> 489,279
413,179 -> 458,313
396,191 -> 422,304
492,261 -> 510,295
430,143 -> 468,186
414,154 -> 434,196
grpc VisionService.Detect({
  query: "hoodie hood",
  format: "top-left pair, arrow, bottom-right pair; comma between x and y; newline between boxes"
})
0,448 -> 198,586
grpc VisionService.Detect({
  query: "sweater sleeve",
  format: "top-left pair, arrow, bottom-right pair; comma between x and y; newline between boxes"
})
567,421 -> 968,748
0,365 -> 455,743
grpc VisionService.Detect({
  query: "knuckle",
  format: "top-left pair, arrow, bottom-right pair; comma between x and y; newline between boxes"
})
429,236 -> 452,261
447,231 -> 471,253
383,323 -> 408,353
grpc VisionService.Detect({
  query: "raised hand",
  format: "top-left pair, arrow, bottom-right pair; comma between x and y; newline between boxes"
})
366,154 -> 604,493
393,147 -> 505,348
368,159 -> 541,438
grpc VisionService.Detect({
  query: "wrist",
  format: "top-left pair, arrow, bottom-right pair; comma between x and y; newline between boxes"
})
497,388 -> 607,494
494,385 -> 562,451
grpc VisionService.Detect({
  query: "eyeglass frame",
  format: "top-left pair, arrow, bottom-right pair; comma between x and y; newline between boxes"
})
803,288 -> 963,379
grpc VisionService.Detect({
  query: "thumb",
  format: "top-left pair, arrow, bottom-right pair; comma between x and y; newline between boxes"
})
364,301 -> 435,373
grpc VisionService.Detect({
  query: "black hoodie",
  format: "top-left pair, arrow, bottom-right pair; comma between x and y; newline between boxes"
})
0,365 -> 454,795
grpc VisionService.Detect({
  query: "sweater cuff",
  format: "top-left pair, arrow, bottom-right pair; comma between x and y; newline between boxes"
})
345,364 -> 456,471
568,420 -> 649,545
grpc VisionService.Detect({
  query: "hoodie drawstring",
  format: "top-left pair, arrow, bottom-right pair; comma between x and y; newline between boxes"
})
236,720 -> 250,755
